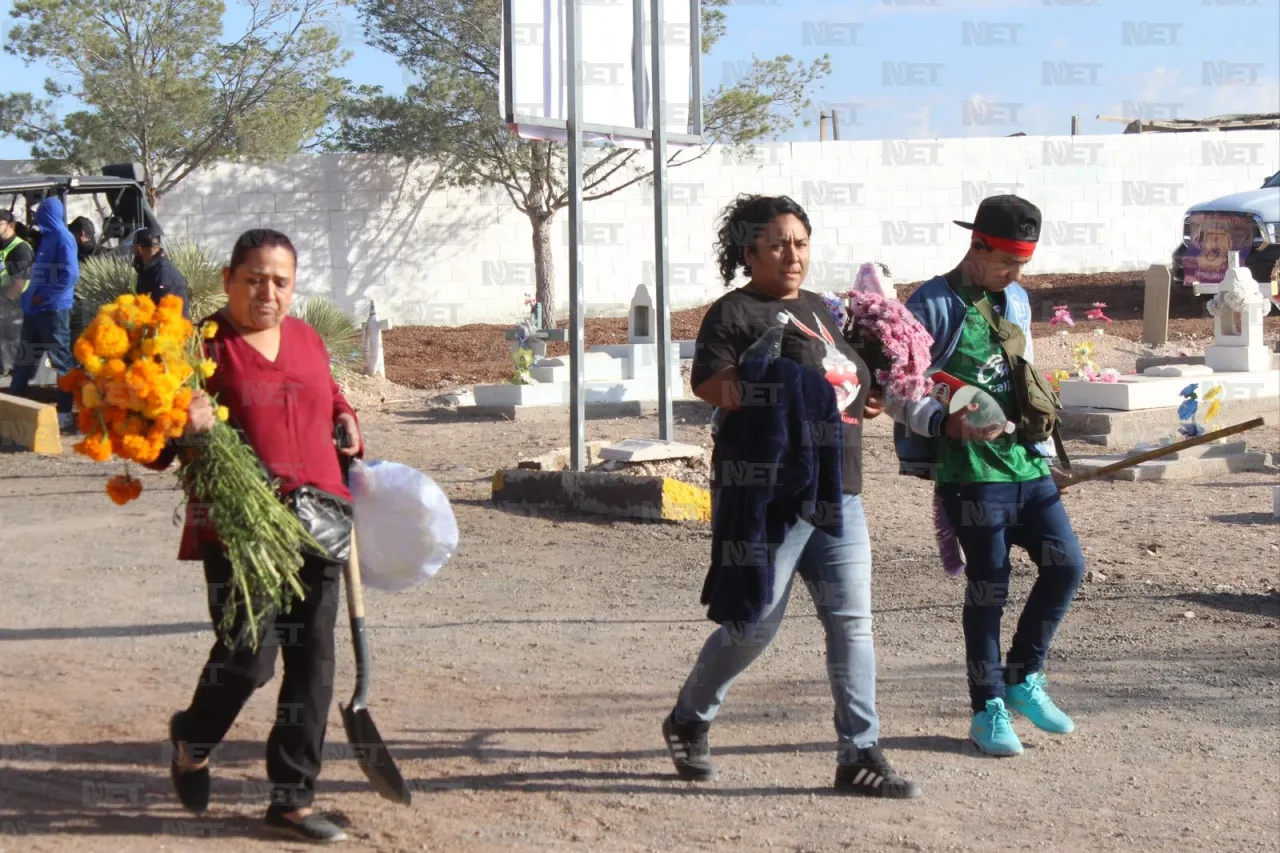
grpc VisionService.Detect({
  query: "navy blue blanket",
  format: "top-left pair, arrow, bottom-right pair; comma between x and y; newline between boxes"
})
701,355 -> 844,625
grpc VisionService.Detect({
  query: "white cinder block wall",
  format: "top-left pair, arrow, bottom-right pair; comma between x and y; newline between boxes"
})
6,130 -> 1278,326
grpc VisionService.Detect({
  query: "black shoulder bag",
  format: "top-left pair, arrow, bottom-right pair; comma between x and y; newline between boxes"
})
283,423 -> 355,563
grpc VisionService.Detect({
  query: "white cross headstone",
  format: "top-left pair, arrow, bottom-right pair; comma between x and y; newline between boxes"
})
363,301 -> 392,378
1205,252 -> 1270,373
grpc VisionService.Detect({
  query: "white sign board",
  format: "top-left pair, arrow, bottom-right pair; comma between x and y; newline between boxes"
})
500,0 -> 698,148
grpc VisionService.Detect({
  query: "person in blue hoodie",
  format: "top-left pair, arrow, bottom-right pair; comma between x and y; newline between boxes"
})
10,196 -> 79,432
885,195 -> 1086,758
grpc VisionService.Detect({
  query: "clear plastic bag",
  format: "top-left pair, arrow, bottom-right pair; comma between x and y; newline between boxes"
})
349,459 -> 459,592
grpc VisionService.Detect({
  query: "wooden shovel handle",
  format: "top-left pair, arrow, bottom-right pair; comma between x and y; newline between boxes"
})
1058,416 -> 1266,490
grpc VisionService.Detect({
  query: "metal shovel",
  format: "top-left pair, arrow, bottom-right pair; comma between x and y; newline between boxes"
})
334,424 -> 412,805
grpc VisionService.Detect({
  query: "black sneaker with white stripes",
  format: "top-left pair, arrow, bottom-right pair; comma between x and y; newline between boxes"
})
662,711 -> 718,781
834,745 -> 921,799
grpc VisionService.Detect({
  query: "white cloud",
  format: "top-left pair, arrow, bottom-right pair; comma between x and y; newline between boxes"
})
1206,78 -> 1280,117
899,104 -> 934,137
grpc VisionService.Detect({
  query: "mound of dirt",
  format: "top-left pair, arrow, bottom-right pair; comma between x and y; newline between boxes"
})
384,271 -> 1278,389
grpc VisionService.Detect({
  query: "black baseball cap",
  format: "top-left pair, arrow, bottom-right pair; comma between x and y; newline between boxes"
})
0,210 -> 14,223
954,194 -> 1042,258
132,227 -> 159,248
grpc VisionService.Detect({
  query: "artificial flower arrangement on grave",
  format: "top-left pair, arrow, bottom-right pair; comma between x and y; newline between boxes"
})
1085,302 -> 1113,324
1069,339 -> 1120,383
508,316 -> 537,385
59,293 -> 320,649
820,263 -> 935,402
1044,369 -> 1072,393
1049,305 -> 1074,327
1177,381 -> 1224,438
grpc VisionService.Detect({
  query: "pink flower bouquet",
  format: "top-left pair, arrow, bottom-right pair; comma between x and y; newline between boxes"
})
837,291 -> 935,401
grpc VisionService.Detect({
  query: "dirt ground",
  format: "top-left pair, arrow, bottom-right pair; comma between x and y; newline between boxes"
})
2,356 -> 1279,852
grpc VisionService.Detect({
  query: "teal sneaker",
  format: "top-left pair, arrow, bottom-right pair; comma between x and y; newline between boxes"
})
1006,672 -> 1075,734
969,698 -> 1023,757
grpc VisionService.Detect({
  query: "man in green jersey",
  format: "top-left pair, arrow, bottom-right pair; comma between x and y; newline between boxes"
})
888,196 -> 1087,757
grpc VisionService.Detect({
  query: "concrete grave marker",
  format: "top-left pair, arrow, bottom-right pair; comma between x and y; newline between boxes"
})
1142,264 -> 1171,346
1205,252 -> 1271,373
628,284 -> 655,345
598,439 -> 704,463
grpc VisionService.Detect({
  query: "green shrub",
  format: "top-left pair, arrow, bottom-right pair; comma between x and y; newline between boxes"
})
293,295 -> 363,379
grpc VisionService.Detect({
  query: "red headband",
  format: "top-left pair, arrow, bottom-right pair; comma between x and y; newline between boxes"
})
975,231 -> 1037,259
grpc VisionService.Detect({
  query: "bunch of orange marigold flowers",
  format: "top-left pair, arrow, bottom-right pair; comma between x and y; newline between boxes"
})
60,292 -> 318,649
59,293 -> 225,501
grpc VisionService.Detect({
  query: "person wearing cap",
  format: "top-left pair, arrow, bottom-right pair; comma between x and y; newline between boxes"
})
0,210 -> 35,375
884,195 -> 1086,757
132,229 -> 190,319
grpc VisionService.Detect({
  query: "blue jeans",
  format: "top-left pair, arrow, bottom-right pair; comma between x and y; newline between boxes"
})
9,310 -> 74,413
937,476 -> 1086,712
674,494 -> 879,759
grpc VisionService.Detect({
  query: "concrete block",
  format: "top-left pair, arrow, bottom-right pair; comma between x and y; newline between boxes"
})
161,193 -> 204,217
517,441 -> 611,471
1059,396 -> 1276,447
293,210 -> 331,232
0,393 -> 62,454
1069,450 -> 1267,483
238,193 -> 276,214
491,468 -> 710,523
1058,368 -> 1279,411
308,192 -> 345,212
1205,345 -> 1273,373
343,192 -> 384,211
201,195 -> 242,216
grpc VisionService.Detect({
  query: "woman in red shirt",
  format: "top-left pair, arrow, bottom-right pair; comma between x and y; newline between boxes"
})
159,229 -> 362,844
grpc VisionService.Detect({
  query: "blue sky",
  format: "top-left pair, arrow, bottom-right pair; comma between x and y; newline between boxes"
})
1,0 -> 1277,159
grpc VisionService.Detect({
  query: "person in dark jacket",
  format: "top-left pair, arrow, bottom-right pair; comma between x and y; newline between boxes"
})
68,216 -> 107,264
10,197 -> 78,432
660,194 -> 920,799
132,228 -> 190,318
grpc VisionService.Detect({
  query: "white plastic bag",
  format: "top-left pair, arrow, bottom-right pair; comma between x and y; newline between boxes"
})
349,459 -> 458,592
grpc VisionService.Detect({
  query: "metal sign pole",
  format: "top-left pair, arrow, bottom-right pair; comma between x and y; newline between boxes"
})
567,0 -> 587,471
649,0 -> 673,441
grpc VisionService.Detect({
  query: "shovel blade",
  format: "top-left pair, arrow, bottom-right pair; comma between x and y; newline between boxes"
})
340,703 -> 412,805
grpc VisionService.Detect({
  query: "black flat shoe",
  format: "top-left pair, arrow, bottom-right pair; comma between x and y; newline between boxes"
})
168,713 -> 211,814
265,809 -> 348,844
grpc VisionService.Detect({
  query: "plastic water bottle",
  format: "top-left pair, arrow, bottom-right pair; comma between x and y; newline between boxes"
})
711,312 -> 791,435
927,370 -> 1016,435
